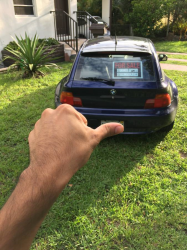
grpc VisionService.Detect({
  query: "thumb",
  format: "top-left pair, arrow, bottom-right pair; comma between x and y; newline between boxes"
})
94,123 -> 124,142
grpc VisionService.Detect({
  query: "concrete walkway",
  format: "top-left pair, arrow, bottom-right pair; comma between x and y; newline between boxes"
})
161,63 -> 187,71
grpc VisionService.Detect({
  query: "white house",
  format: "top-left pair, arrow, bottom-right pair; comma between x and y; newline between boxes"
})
0,0 -> 111,59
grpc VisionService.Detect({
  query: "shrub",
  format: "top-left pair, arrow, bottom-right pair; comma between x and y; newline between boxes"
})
173,19 -> 187,37
38,38 -> 59,46
3,37 -> 59,51
3,33 -> 59,77
154,25 -> 169,38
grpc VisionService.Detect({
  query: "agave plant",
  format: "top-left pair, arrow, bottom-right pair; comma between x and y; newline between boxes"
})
3,33 -> 59,77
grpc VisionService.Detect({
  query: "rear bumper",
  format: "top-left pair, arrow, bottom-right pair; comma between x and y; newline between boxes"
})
75,104 -> 177,134
56,103 -> 177,135
55,82 -> 178,134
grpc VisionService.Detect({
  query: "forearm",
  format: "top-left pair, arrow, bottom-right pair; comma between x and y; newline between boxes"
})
0,166 -> 67,250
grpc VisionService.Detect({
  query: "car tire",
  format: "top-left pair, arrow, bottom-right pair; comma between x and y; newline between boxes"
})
160,121 -> 174,132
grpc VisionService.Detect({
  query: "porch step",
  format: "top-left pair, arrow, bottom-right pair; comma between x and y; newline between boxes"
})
59,39 -> 86,61
59,39 -> 86,54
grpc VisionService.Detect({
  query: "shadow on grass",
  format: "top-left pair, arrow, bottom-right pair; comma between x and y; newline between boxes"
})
37,131 -> 168,248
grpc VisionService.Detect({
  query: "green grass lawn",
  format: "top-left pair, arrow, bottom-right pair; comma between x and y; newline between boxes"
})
160,60 -> 187,66
167,54 -> 187,60
154,41 -> 187,53
0,65 -> 187,249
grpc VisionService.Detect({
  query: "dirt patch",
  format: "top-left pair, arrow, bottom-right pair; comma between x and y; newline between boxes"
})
180,151 -> 187,158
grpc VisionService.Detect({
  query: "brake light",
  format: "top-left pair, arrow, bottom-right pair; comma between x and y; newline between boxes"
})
60,92 -> 82,107
144,94 -> 171,109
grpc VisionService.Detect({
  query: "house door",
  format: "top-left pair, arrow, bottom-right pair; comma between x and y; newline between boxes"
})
54,0 -> 69,35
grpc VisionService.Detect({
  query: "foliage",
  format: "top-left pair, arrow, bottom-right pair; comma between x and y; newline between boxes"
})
129,0 -> 165,37
37,38 -> 59,47
169,0 -> 187,29
4,37 -> 59,51
113,0 -> 132,23
128,0 -> 187,37
4,41 -> 20,51
173,18 -> 187,37
3,34 -> 59,77
77,0 -> 102,16
111,0 -> 187,37
5,37 -> 59,51
111,0 -> 167,37
154,25 -> 169,38
111,0 -> 133,36
162,0 -> 187,37
0,64 -> 187,249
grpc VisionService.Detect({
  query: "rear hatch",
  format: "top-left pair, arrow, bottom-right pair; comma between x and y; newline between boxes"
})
68,52 -> 164,109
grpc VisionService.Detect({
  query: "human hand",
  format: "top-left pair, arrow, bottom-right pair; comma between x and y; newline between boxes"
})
28,104 -> 124,190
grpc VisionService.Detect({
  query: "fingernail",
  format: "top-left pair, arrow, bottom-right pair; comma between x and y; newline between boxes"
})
115,125 -> 124,134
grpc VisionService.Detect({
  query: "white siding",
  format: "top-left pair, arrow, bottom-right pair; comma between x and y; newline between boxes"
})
0,0 -> 77,59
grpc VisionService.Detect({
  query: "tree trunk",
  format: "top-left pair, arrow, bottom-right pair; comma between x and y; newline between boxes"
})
166,12 -> 170,37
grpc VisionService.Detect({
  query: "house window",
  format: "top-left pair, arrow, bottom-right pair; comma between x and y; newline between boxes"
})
13,0 -> 34,15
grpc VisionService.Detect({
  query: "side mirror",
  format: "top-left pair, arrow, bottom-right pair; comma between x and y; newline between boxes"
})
158,54 -> 168,62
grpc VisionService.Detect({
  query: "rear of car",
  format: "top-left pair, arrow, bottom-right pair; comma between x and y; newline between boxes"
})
55,37 -> 178,134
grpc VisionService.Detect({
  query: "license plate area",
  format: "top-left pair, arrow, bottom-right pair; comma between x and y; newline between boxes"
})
101,120 -> 124,126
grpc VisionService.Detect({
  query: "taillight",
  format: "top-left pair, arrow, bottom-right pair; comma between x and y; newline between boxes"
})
60,91 -> 82,107
144,94 -> 171,109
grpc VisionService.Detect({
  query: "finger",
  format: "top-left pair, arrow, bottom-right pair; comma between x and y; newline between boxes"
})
56,103 -> 75,113
57,104 -> 88,125
41,108 -> 54,118
94,123 -> 124,142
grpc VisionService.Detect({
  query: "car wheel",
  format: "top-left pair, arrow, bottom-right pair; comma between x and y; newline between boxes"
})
160,121 -> 174,132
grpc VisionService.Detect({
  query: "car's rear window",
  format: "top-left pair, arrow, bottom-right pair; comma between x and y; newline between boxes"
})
74,52 -> 156,81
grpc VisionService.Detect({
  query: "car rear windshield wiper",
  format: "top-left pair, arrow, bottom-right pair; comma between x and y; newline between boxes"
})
81,77 -> 115,86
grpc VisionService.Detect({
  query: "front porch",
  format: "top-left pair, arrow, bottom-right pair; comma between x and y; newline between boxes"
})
50,10 -> 109,54
50,0 -> 112,54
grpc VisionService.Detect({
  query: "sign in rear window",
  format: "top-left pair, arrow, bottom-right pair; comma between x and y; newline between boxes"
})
113,61 -> 143,79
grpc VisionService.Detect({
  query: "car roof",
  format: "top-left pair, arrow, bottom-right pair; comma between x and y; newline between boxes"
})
81,36 -> 152,54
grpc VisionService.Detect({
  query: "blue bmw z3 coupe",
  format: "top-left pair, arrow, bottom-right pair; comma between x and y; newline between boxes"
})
55,36 -> 178,134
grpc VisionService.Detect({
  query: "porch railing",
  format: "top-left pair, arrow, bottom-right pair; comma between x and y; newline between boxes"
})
74,11 -> 97,39
50,11 -> 78,52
